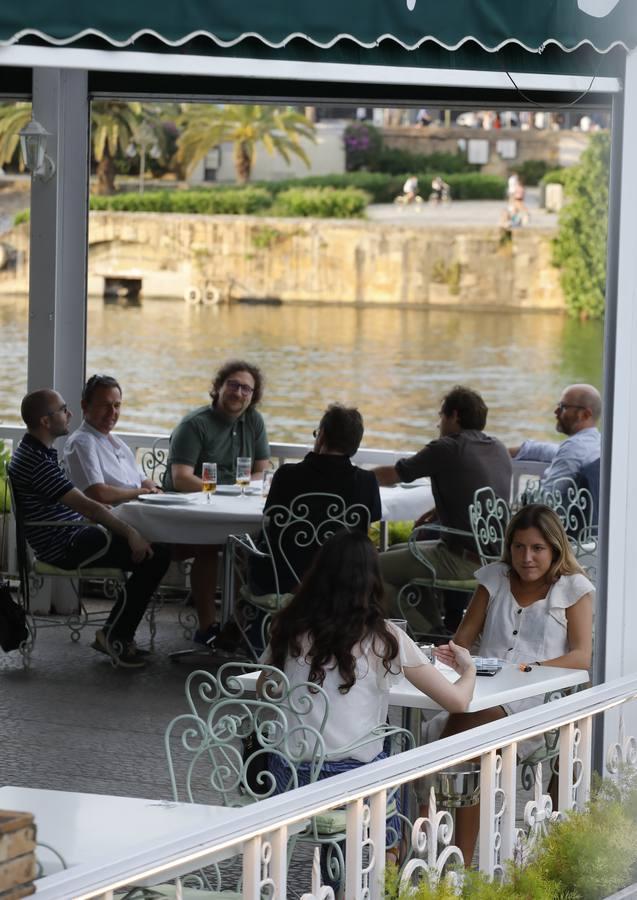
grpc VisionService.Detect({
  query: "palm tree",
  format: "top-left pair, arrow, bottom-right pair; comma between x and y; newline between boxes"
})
0,102 -> 32,171
92,102 -> 172,195
0,101 -> 170,194
176,104 -> 316,183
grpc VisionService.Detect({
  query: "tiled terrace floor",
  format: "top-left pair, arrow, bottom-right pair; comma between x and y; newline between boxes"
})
0,598 -> 542,896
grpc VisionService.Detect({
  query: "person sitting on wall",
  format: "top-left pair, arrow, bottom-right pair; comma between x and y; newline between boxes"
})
63,374 -> 162,504
9,389 -> 170,668
164,360 -> 270,646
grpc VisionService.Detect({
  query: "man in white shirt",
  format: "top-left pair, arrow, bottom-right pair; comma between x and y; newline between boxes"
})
509,383 -> 601,490
63,374 -> 161,503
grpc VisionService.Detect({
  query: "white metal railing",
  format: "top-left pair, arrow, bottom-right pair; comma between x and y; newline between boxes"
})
0,424 -> 545,485
30,675 -> 637,900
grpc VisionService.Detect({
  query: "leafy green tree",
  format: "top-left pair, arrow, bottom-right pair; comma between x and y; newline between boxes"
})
176,104 -> 315,183
553,132 -> 610,320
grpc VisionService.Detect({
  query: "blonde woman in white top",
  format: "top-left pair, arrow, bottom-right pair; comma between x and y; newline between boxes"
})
435,503 -> 593,865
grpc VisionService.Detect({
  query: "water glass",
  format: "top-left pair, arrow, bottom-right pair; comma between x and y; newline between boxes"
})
201,462 -> 217,502
262,468 -> 275,497
236,456 -> 252,496
388,618 -> 408,632
418,642 -> 436,664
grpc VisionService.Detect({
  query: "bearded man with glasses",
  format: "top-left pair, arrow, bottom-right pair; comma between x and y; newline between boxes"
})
509,383 -> 601,491
164,359 -> 270,645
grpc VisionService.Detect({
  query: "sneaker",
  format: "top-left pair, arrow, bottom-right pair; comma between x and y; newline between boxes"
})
91,629 -> 146,669
127,641 -> 152,658
193,624 -> 221,647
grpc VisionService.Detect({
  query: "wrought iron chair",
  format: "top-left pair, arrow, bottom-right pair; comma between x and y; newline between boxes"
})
469,486 -> 511,566
517,476 -> 597,579
9,477 -> 131,663
164,663 -> 412,896
139,435 -> 170,488
394,523 -> 479,640
225,493 -> 372,659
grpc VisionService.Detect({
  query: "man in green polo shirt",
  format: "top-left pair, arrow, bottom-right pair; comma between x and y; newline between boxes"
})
166,359 -> 270,645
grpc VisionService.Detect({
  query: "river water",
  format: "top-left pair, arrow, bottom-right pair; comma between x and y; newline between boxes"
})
0,295 -> 603,452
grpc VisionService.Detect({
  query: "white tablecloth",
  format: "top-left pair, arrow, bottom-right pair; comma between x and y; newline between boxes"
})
116,481 -> 433,545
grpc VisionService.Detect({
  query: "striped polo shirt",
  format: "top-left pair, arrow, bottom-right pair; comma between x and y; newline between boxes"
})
8,433 -> 90,563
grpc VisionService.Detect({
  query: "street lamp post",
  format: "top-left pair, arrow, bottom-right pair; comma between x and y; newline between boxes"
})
125,123 -> 160,194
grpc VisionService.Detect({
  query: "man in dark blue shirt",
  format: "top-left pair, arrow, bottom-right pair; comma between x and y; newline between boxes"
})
9,389 -> 170,668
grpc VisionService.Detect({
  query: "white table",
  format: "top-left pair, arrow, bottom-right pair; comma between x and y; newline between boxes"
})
238,662 -> 588,721
0,786 -> 235,881
116,481 -> 433,545
0,785 -> 304,894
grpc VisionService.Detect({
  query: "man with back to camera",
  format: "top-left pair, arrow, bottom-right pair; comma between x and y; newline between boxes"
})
509,383 -> 601,490
250,403 -> 382,596
63,374 -> 162,503
164,360 -> 270,646
373,385 -> 512,633
9,389 -> 170,668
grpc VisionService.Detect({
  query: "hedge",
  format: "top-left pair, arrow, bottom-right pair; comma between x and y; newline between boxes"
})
541,168 -> 568,186
254,172 -> 506,202
272,186 -> 369,218
515,159 -> 554,186
89,188 -> 273,215
375,147 -> 476,176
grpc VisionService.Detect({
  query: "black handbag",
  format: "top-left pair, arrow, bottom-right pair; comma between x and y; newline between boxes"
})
0,581 -> 28,652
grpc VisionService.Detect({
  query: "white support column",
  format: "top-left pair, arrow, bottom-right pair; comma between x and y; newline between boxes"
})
601,46 -> 637,754
28,67 -> 89,417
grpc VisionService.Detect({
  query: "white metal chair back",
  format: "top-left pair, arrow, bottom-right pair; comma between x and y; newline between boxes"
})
469,486 -> 511,566
165,663 -> 330,807
139,435 -> 170,487
262,492 -> 372,595
519,477 -> 596,557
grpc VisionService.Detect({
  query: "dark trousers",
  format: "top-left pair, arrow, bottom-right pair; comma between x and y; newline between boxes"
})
60,529 -> 170,641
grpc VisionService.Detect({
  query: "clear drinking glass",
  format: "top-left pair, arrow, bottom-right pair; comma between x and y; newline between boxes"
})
236,456 -> 252,496
201,462 -> 217,502
262,468 -> 275,497
388,618 -> 408,632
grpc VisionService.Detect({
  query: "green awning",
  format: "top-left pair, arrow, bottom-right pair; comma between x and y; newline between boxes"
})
1,0 -> 635,55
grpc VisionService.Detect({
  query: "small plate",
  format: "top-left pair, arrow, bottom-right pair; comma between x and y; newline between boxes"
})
138,493 -> 191,505
216,484 -> 260,496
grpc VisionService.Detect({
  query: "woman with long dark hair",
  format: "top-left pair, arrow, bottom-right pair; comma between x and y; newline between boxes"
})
262,529 -> 476,782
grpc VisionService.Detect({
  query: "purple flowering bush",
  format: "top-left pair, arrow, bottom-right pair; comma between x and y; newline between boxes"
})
343,122 -> 383,171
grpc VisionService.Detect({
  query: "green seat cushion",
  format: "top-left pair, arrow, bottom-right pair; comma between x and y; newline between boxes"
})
34,560 -> 124,578
118,887 -> 242,899
239,585 -> 293,611
314,797 -> 397,835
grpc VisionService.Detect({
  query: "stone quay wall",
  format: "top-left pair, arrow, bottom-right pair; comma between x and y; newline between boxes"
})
0,212 -> 564,311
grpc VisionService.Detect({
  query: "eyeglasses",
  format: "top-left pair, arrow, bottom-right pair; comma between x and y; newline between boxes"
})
47,403 -> 68,416
225,379 -> 254,396
313,429 -> 319,438
556,402 -> 587,413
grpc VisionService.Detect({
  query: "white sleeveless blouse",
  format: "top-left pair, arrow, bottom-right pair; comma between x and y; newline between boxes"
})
476,562 -> 594,664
